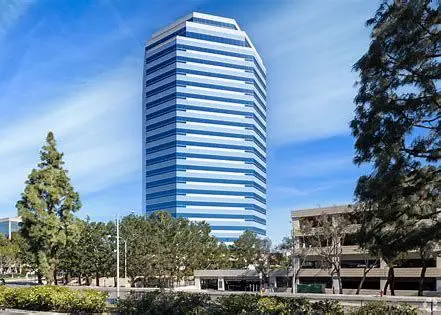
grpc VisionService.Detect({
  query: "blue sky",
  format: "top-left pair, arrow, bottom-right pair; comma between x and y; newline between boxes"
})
0,0 -> 378,244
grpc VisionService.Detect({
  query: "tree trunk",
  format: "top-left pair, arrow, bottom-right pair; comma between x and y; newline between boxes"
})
96,273 -> 100,286
356,269 -> 368,295
330,270 -> 336,294
337,269 -> 343,294
78,274 -> 82,286
53,267 -> 58,285
37,272 -> 43,285
418,260 -> 427,296
383,267 -> 392,295
389,267 -> 395,296
383,277 -> 389,295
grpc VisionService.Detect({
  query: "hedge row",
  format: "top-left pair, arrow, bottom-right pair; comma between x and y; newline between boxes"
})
0,285 -> 108,313
117,291 -> 419,315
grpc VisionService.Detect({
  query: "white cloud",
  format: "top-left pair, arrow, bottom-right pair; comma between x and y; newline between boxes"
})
248,0 -> 375,146
0,59 -> 142,214
0,0 -> 33,37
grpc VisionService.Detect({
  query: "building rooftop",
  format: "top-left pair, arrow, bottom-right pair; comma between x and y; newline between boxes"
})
151,12 -> 240,40
194,269 -> 259,278
291,205 -> 353,219
0,216 -> 21,223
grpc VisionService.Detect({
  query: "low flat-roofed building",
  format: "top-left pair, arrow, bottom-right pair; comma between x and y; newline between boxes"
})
0,216 -> 21,239
194,269 -> 262,292
291,205 -> 441,296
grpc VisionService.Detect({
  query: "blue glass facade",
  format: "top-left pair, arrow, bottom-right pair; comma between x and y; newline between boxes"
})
0,218 -> 21,239
143,12 -> 267,242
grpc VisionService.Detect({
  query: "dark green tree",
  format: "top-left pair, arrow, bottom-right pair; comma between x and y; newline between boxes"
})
120,211 -> 227,288
230,231 -> 271,271
120,214 -> 154,286
0,234 -> 20,275
59,218 -> 115,286
16,132 -> 81,284
351,0 -> 440,296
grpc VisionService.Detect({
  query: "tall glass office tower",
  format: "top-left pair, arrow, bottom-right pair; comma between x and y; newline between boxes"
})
143,12 -> 266,242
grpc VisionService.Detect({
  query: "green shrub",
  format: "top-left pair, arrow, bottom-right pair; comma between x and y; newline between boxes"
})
350,301 -> 419,315
256,296 -> 289,314
215,294 -> 260,314
117,291 -> 417,315
117,290 -> 211,315
312,300 -> 344,315
0,285 -> 108,313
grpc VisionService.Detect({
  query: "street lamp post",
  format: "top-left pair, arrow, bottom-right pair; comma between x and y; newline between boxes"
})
124,240 -> 127,280
116,215 -> 120,299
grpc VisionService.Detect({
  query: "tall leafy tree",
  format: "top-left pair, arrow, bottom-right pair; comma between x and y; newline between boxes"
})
351,0 -> 440,295
59,218 -> 115,286
120,214 -> 154,286
301,214 -> 354,294
16,132 -> 81,284
230,231 -> 271,270
276,236 -> 310,292
120,211 -> 227,288
0,235 -> 20,275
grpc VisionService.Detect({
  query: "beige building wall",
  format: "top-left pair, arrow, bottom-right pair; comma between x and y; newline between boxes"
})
291,205 -> 441,295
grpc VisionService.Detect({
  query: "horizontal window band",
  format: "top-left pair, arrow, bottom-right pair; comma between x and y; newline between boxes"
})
146,176 -> 266,193
145,72 -> 266,112
188,17 -> 237,30
147,28 -> 184,50
146,189 -> 266,204
254,92 -> 266,109
251,70 -> 266,92
254,82 -> 266,101
216,237 -> 237,242
145,116 -> 266,142
146,92 -> 266,119
146,44 -> 176,64
145,57 -> 177,76
177,55 -> 252,71
146,102 -> 266,127
146,55 -> 254,75
147,128 -> 266,152
146,201 -> 266,215
145,106 -> 177,121
146,140 -> 266,163
177,68 -> 253,83
176,44 -> 266,81
177,213 -> 266,225
146,164 -> 266,183
146,68 -> 255,88
185,31 -> 250,48
146,79 -> 257,99
151,79 -> 259,97
147,91 -> 253,108
211,225 -> 266,235
145,99 -> 266,126
145,151 -> 267,173
146,41 -> 266,84
146,67 -> 265,100
145,70 -> 176,86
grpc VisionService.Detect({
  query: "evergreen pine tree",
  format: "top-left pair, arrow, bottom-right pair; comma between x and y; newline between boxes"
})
351,0 -> 440,295
16,132 -> 81,284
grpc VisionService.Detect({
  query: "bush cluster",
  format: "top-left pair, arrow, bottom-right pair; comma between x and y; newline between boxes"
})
117,291 -> 344,314
351,301 -> 418,315
0,285 -> 108,313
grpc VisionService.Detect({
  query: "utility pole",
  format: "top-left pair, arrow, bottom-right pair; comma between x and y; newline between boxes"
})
116,215 -> 120,299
